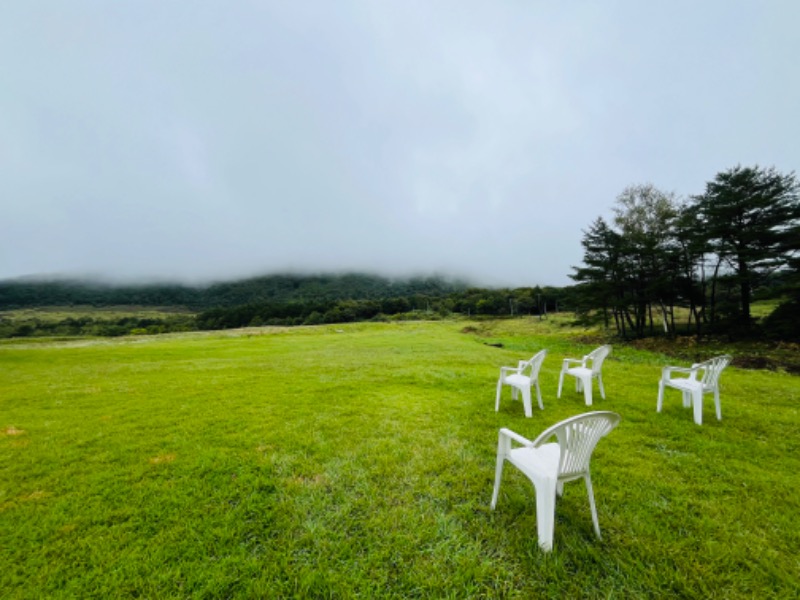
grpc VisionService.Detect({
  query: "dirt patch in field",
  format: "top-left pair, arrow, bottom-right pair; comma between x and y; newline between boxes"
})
149,453 -> 177,464
4,426 -> 25,436
290,473 -> 328,488
629,337 -> 800,374
24,490 -> 49,501
573,334 -> 610,346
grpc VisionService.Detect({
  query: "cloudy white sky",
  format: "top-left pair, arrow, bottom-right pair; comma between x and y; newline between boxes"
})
2,1 -> 799,287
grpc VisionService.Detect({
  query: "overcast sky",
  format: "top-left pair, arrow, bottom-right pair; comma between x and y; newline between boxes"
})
2,1 -> 798,287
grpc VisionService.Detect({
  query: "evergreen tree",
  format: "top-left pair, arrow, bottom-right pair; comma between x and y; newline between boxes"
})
693,165 -> 800,328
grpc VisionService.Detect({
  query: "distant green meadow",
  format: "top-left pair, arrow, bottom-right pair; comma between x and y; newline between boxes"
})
2,319 -> 798,598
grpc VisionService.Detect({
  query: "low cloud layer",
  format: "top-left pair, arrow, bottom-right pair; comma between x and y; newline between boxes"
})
2,1 -> 798,287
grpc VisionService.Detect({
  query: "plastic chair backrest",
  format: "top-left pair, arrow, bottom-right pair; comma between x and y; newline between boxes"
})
532,411 -> 620,479
698,354 -> 731,389
524,349 -> 547,379
588,345 -> 611,375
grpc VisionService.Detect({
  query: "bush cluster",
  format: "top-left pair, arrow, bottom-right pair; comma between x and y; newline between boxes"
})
0,315 -> 196,339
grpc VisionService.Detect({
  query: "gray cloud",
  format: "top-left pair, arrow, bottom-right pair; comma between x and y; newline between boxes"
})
2,1 -> 799,287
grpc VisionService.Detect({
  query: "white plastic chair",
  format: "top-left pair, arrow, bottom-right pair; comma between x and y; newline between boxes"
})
496,350 -> 547,417
657,354 -> 731,425
557,345 -> 611,406
490,411 -> 621,551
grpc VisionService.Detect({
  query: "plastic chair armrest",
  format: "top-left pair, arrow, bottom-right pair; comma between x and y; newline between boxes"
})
662,365 -> 694,379
690,365 -> 706,381
498,428 -> 534,448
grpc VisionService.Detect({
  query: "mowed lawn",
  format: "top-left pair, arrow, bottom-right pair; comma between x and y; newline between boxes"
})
1,320 -> 798,598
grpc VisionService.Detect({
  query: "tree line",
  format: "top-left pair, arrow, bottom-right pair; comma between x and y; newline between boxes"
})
0,314 -> 196,339
570,165 -> 800,340
0,273 -> 468,309
194,286 -> 569,330
0,273 -> 572,338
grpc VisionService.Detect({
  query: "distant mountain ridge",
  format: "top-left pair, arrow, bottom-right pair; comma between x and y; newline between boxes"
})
0,272 -> 471,309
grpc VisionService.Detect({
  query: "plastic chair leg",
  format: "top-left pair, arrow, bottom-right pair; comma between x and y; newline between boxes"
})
495,379 -> 503,412
534,477 -> 558,551
557,370 -> 565,398
520,387 -> 533,418
714,390 -> 722,420
581,376 -> 593,406
597,374 -> 606,399
657,381 -> 664,412
491,457 -> 505,509
692,389 -> 703,425
534,381 -> 544,410
585,475 -> 602,539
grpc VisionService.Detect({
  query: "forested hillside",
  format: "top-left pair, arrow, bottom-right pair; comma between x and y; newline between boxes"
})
0,273 -> 572,338
0,273 -> 468,309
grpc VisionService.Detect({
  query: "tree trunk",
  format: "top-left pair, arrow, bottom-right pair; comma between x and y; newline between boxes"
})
738,257 -> 752,326
709,256 -> 724,330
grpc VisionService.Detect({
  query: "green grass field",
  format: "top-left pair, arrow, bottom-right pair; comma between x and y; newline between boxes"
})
2,319 -> 798,598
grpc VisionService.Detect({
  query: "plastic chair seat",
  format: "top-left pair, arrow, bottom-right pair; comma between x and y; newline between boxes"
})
504,373 -> 533,388
665,378 -> 703,394
565,366 -> 592,379
507,443 -> 560,482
